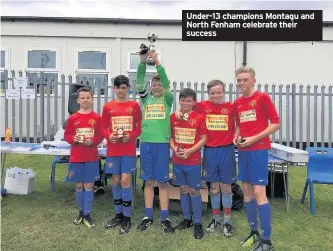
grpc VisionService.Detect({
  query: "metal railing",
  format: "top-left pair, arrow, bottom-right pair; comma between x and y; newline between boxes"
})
1,70 -> 332,150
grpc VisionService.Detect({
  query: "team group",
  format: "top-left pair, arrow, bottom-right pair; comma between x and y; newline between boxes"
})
63,49 -> 280,251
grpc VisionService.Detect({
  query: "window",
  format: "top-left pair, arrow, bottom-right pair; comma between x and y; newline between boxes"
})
75,49 -> 109,96
0,49 -> 9,93
127,50 -> 162,93
127,50 -> 162,73
26,49 -> 59,95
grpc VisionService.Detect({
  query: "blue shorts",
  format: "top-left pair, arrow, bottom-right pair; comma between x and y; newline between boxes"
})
65,160 -> 100,183
104,156 -> 137,175
202,144 -> 237,184
139,142 -> 170,183
172,163 -> 202,189
238,150 -> 269,185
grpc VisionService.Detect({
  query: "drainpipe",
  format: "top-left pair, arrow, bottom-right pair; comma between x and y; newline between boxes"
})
242,41 -> 247,66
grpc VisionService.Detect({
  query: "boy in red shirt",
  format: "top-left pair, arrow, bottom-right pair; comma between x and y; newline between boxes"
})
170,88 -> 207,239
175,80 -> 237,237
101,75 -> 142,234
64,87 -> 104,228
233,67 -> 280,251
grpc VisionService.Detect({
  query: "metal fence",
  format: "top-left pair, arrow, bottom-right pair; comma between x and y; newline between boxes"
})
1,70 -> 332,150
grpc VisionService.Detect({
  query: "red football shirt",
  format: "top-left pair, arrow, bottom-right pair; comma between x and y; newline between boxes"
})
64,111 -> 103,162
101,100 -> 142,157
170,111 -> 208,165
194,101 -> 235,147
234,91 -> 280,151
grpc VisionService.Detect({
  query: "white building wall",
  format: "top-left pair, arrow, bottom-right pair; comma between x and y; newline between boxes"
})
1,19 -> 332,142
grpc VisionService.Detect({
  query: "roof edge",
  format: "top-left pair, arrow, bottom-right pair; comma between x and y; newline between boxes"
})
1,16 -> 333,26
0,16 -> 183,25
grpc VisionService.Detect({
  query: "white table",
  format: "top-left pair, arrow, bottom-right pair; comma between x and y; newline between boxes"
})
1,142 -> 293,211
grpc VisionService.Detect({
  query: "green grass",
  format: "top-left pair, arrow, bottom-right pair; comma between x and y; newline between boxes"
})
1,154 -> 333,251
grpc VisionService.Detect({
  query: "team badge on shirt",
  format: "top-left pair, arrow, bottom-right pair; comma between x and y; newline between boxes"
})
221,108 -> 228,114
249,100 -> 257,108
188,119 -> 195,127
127,107 -> 133,114
89,119 -> 96,126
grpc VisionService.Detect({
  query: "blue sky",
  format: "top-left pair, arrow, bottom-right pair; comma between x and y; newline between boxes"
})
1,0 -> 332,21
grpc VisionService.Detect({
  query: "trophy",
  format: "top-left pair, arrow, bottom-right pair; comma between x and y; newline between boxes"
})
116,127 -> 124,138
146,32 -> 158,66
77,135 -> 84,143
237,135 -> 246,145
182,113 -> 189,121
177,145 -> 185,157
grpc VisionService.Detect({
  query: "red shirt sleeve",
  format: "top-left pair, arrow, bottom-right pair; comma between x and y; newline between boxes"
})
91,115 -> 104,146
193,102 -> 204,114
263,94 -> 280,124
101,104 -> 111,140
198,114 -> 208,136
129,103 -> 142,140
64,116 -> 75,144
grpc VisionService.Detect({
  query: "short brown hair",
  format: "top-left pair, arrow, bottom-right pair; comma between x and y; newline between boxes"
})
235,66 -> 256,78
151,74 -> 160,82
77,87 -> 93,97
207,79 -> 225,92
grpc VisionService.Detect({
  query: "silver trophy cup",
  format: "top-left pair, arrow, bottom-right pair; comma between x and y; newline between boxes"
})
146,32 -> 158,66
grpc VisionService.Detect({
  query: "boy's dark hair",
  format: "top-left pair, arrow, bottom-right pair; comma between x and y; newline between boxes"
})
114,75 -> 130,87
179,88 -> 197,101
77,87 -> 93,97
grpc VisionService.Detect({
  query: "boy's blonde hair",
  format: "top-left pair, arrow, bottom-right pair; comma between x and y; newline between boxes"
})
235,66 -> 256,78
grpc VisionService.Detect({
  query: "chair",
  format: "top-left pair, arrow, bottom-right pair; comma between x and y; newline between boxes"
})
50,156 -> 69,192
50,156 -> 107,192
300,147 -> 333,215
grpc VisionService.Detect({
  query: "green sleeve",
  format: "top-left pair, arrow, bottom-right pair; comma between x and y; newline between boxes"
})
136,61 -> 148,104
157,64 -> 173,107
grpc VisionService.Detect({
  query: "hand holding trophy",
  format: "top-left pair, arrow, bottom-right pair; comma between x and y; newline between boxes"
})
139,32 -> 158,66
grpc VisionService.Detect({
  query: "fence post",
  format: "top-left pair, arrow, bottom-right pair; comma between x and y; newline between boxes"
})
173,81 -> 177,112
291,83 -> 296,148
314,85 -> 318,147
11,70 -> 16,142
321,86 -> 325,147
278,84 -> 283,144
306,85 -> 311,148
329,85 -> 333,148
18,71 -> 23,142
4,70 -> 9,131
286,84 -> 290,147
299,85 -> 304,149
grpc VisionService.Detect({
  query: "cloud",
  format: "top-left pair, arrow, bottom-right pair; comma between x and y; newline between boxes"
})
1,0 -> 332,21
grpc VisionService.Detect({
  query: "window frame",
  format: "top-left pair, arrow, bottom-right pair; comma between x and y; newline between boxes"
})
0,46 -> 10,95
24,46 -> 61,96
74,47 -> 110,97
127,49 -> 162,74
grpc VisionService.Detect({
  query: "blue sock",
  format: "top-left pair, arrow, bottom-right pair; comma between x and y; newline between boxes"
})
160,210 -> 169,221
145,207 -> 153,219
190,193 -> 202,224
122,187 -> 132,217
222,192 -> 233,224
83,189 -> 94,216
76,189 -> 84,213
244,198 -> 258,231
112,185 -> 122,214
180,192 -> 191,220
210,192 -> 221,222
258,203 -> 272,240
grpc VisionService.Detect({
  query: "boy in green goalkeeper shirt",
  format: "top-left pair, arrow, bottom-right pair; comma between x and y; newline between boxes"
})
136,50 -> 175,233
